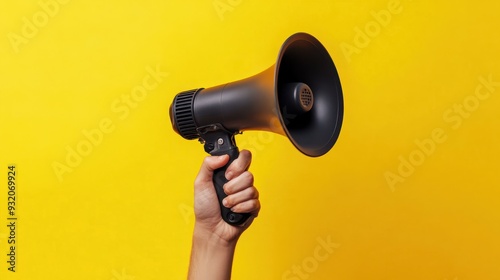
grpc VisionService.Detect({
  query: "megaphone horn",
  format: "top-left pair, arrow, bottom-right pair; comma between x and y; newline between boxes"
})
169,32 -> 343,225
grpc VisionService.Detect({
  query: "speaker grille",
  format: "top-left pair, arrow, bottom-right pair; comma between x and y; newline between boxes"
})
172,89 -> 200,140
300,87 -> 313,108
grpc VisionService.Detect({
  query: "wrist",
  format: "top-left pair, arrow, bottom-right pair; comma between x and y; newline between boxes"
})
193,223 -> 238,248
189,224 -> 237,280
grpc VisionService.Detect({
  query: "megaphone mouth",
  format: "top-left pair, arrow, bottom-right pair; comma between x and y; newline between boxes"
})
275,32 -> 344,157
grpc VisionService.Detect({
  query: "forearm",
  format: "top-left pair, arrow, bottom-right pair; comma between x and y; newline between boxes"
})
188,225 -> 238,280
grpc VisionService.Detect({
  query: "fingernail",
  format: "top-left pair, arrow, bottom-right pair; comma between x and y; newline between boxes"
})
222,198 -> 229,207
226,171 -> 233,180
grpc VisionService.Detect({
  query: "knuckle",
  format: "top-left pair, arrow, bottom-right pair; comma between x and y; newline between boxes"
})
252,187 -> 259,198
255,200 -> 261,211
246,186 -> 257,198
249,199 -> 259,210
242,171 -> 254,183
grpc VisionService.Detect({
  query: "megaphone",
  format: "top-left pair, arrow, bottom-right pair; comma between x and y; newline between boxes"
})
169,32 -> 343,225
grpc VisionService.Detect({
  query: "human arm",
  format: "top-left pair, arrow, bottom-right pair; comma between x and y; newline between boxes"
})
188,150 -> 260,280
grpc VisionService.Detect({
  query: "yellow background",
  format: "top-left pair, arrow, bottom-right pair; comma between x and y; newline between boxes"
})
1,0 -> 500,279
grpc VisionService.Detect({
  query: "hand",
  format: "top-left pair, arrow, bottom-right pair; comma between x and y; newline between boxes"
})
193,149 -> 260,244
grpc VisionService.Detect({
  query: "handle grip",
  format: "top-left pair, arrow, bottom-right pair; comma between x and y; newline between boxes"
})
210,146 -> 251,226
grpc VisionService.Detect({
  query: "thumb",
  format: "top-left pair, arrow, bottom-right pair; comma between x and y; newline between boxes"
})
195,154 -> 230,187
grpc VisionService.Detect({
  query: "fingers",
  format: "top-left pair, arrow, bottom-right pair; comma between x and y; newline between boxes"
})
223,182 -> 258,206
194,154 -> 229,188
231,199 -> 261,216
222,170 -> 260,216
194,150 -> 261,219
225,150 -> 252,180
223,171 -> 254,194
222,187 -> 260,215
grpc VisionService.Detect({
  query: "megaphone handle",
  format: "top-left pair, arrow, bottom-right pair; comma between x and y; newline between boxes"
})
211,146 -> 252,226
